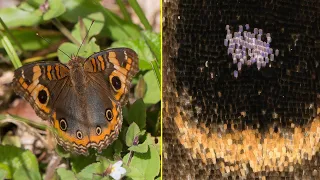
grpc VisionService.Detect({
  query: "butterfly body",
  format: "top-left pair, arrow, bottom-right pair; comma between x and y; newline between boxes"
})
67,57 -> 88,93
12,48 -> 139,155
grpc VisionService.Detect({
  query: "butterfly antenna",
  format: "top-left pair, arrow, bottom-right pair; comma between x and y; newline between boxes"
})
36,33 -> 71,59
75,20 -> 95,57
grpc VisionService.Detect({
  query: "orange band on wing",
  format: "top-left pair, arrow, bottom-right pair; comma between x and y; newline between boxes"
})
47,66 -> 53,80
127,57 -> 133,64
114,65 -> 128,76
91,58 -> 97,72
52,113 -> 90,146
32,66 -> 42,81
97,55 -> 105,70
55,65 -> 61,79
19,77 -> 29,89
125,63 -> 132,71
27,79 -> 39,93
108,52 -> 120,66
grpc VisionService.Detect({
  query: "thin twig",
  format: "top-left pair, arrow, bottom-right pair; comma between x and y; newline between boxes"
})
126,136 -> 140,166
44,154 -> 62,180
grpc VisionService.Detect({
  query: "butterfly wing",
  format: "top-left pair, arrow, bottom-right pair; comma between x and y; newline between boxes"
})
12,62 -> 70,120
83,48 -> 139,105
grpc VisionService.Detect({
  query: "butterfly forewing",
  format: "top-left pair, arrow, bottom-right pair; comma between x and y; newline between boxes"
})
84,48 -> 139,105
12,62 -> 70,120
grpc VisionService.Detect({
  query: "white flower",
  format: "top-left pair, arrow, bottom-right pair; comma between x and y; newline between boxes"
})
109,161 -> 126,180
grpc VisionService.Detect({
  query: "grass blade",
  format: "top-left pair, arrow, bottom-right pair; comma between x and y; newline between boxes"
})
116,0 -> 132,23
1,34 -> 22,69
128,0 -> 152,30
0,18 -> 24,53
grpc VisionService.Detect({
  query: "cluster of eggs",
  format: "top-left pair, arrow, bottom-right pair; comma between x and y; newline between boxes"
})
224,24 -> 279,78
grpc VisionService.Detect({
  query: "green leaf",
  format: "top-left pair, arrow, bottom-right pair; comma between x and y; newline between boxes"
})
78,159 -> 113,180
13,167 -> 41,180
125,122 -> 140,147
142,31 -> 160,63
128,99 -> 146,129
145,135 -> 161,155
25,0 -> 44,7
57,42 -> 78,63
71,12 -> 105,43
143,71 -> 161,104
61,0 -> 140,41
20,1 -> 39,11
43,0 -> 66,20
83,38 -> 100,56
123,145 -> 160,179
110,31 -> 160,71
0,145 -> 40,179
96,156 -> 112,171
70,154 -> 96,173
0,163 -> 10,177
58,38 -> 100,63
113,140 -> 123,155
0,4 -> 42,28
2,133 -> 21,147
3,29 -> 62,51
57,168 -> 77,180
0,24 -> 62,52
77,162 -> 100,180
128,139 -> 148,153
138,130 -> 146,137
0,166 -> 8,179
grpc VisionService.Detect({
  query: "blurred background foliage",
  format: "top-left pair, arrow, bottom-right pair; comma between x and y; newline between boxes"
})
0,0 -> 160,179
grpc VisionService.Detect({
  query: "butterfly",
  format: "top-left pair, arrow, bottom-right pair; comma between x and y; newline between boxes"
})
12,48 -> 139,155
